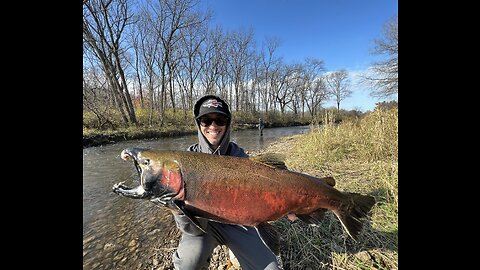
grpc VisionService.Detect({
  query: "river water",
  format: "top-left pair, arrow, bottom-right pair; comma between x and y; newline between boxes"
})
83,126 -> 310,269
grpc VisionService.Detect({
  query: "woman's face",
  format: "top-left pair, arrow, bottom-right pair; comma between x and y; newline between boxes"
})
198,113 -> 229,148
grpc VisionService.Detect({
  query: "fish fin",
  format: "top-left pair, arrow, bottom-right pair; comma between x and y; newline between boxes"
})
333,193 -> 376,240
251,153 -> 288,170
297,208 -> 327,225
320,176 -> 336,187
170,200 -> 206,233
255,222 -> 280,255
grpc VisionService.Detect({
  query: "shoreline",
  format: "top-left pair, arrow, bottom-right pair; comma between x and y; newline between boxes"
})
83,123 -> 309,148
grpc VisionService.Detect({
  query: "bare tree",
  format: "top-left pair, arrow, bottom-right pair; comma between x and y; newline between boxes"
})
83,0 -> 137,126
226,28 -> 255,111
249,53 -> 262,113
364,15 -> 398,98
127,5 -> 162,113
305,75 -> 329,118
84,0 -> 368,129
199,26 -> 227,98
298,58 -> 325,117
83,65 -> 116,129
260,37 -> 282,114
325,70 -> 352,111
270,63 -> 297,114
283,65 -> 304,115
177,21 -> 208,111
133,5 -> 163,125
151,0 -> 209,125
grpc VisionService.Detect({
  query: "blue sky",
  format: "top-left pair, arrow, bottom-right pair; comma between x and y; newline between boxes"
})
204,0 -> 398,112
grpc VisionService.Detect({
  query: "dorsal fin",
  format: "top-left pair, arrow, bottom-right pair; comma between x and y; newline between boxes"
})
320,176 -> 336,187
251,153 -> 288,170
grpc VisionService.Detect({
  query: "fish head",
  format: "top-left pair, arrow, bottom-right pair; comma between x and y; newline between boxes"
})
120,147 -> 165,196
114,148 -> 183,204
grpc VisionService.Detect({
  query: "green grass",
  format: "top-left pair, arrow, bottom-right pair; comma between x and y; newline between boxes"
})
270,107 -> 398,270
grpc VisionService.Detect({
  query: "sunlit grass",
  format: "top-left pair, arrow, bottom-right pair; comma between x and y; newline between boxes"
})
266,107 -> 398,270
289,108 -> 398,166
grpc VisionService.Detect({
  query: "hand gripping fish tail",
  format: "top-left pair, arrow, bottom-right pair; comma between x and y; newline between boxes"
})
112,147 -> 376,251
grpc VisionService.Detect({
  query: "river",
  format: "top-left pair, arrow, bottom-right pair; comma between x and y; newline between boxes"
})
83,126 -> 310,269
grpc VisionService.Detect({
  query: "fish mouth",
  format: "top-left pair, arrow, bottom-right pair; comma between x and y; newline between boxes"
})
112,148 -> 153,199
121,148 -> 143,176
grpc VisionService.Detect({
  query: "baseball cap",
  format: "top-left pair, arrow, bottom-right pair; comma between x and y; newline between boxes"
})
194,95 -> 231,119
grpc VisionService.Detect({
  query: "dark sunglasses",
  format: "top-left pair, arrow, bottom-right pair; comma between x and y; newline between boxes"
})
198,116 -> 229,127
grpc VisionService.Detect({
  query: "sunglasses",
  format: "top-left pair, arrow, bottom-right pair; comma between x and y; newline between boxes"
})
198,116 -> 229,127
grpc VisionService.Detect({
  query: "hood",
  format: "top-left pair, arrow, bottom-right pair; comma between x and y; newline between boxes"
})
193,95 -> 232,155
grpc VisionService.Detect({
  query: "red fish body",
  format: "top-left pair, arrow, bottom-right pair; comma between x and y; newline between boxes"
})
113,148 -> 375,253
180,158 -> 345,226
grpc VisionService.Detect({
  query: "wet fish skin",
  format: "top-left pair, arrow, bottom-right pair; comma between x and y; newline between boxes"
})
113,148 -> 376,242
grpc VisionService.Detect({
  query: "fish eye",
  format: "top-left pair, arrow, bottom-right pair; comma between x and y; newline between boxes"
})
142,159 -> 150,165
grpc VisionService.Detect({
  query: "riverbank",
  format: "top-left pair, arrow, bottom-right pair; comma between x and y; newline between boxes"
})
82,129 -> 197,148
82,121 -> 309,148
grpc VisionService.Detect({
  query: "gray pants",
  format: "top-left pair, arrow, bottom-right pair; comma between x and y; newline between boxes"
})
173,214 -> 281,270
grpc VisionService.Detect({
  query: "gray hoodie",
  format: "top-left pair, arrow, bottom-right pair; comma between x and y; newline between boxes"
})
187,117 -> 248,157
173,96 -> 248,235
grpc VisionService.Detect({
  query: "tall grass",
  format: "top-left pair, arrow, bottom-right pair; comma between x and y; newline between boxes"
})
294,108 -> 398,164
270,107 -> 398,270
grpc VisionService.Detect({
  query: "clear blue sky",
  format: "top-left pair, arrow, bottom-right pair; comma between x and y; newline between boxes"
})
204,0 -> 398,112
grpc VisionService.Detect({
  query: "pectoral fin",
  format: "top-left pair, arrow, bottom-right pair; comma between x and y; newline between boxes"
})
170,200 -> 206,233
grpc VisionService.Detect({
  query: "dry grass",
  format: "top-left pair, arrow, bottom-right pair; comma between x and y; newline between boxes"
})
258,107 -> 398,270
273,160 -> 398,270
291,108 -> 398,164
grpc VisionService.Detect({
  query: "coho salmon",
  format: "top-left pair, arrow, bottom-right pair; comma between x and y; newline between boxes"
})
112,148 -> 376,254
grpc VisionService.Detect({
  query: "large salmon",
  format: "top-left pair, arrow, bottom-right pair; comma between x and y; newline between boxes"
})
112,148 -> 375,254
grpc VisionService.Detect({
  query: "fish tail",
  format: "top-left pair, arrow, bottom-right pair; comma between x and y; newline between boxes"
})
333,192 -> 376,240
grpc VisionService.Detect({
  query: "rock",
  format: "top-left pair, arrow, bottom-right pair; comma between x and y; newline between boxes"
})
128,239 -> 137,247
103,242 -> 116,251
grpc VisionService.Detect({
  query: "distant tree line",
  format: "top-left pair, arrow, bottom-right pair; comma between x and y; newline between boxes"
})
83,0 -> 397,129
